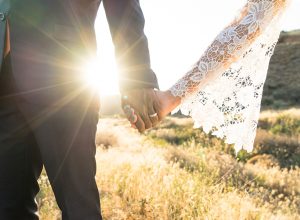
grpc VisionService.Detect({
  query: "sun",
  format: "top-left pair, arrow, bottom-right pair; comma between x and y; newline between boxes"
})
84,61 -> 101,88
83,59 -> 120,95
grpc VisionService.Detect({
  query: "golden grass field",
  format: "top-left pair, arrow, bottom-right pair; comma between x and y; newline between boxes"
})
37,109 -> 300,220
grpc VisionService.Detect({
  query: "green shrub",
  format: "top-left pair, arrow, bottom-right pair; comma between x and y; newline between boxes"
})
259,113 -> 300,136
272,100 -> 290,109
261,96 -> 274,106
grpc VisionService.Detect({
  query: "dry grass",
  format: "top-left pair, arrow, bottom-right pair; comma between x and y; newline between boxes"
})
96,140 -> 300,219
259,108 -> 300,136
260,108 -> 300,120
95,119 -> 141,149
37,169 -> 61,219
37,110 -> 300,219
253,129 -> 300,166
97,146 -> 264,219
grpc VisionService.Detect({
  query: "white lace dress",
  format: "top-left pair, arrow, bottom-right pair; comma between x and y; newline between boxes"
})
169,0 -> 293,154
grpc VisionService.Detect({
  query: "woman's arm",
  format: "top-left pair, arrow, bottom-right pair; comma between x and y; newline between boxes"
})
168,0 -> 286,102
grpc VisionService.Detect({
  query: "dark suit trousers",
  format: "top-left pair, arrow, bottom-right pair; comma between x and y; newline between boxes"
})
0,54 -> 102,220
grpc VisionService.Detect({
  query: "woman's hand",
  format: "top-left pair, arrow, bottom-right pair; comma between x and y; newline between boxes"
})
123,90 -> 181,130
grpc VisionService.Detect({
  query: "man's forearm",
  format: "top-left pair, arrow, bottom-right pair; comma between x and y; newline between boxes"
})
103,0 -> 159,91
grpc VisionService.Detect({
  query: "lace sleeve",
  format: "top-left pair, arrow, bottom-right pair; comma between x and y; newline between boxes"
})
169,0 -> 293,154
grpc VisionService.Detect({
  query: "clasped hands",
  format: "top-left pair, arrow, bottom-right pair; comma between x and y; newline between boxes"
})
121,88 -> 181,132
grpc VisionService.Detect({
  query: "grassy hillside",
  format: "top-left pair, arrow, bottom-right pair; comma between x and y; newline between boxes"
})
262,31 -> 300,109
37,109 -> 300,219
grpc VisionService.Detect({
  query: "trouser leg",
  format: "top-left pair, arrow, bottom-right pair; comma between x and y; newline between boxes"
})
0,54 -> 43,220
15,97 -> 102,220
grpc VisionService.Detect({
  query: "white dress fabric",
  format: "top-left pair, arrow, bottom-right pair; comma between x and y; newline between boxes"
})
169,0 -> 293,154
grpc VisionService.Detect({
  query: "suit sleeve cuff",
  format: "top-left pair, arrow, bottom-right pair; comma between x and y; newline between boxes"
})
118,69 -> 159,91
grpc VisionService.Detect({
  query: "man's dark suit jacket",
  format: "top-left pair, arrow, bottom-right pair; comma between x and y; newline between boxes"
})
0,0 -> 159,108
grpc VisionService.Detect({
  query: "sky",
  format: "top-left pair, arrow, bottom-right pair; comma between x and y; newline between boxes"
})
88,0 -> 300,95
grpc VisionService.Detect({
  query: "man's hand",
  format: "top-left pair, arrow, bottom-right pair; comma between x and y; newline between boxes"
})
124,90 -> 182,131
121,88 -> 163,133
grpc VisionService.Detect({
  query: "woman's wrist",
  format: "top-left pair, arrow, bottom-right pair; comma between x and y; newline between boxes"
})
165,90 -> 181,110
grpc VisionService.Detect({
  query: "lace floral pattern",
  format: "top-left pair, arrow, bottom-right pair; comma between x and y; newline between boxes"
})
170,0 -> 292,154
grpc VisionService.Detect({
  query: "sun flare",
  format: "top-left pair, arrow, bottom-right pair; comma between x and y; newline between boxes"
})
84,59 -> 120,95
84,61 -> 101,88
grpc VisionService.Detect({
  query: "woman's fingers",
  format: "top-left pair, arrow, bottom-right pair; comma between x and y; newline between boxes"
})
125,107 -> 138,128
124,106 -> 151,130
130,114 -> 137,124
126,108 -> 134,121
123,105 -> 130,114
131,124 -> 138,129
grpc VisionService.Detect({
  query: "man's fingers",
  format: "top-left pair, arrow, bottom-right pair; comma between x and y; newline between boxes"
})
152,91 -> 164,122
140,113 -> 152,130
135,114 -> 146,133
148,108 -> 158,127
123,105 -> 130,114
